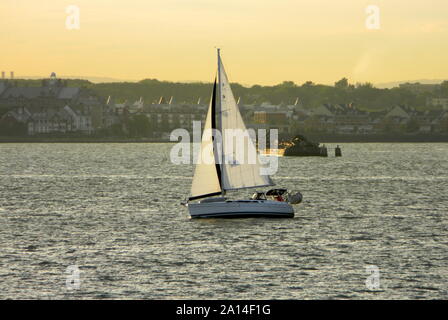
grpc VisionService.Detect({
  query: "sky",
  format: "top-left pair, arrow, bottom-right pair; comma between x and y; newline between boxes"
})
1,0 -> 447,85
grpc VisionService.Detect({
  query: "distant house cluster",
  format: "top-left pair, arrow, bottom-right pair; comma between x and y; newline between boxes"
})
0,73 -> 120,135
293,104 -> 448,134
123,99 -> 448,137
237,102 -> 447,135
3,106 -> 94,134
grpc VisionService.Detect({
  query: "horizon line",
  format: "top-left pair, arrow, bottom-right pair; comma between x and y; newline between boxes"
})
4,75 -> 448,89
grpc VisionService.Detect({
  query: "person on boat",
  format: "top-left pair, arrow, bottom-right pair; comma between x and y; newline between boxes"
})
274,195 -> 284,202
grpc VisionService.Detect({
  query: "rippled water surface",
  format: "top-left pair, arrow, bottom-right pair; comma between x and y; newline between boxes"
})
0,143 -> 447,299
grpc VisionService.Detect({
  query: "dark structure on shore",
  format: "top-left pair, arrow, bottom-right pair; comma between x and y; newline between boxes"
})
283,134 -> 328,157
335,145 -> 342,157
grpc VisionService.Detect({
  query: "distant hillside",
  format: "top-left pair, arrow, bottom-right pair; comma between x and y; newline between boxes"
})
89,79 -> 448,111
18,75 -> 137,83
5,78 -> 448,111
375,79 -> 447,89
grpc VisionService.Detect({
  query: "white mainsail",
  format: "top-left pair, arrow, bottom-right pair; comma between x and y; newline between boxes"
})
217,54 -> 274,191
189,51 -> 274,200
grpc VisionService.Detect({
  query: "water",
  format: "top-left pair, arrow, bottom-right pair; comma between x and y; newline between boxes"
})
0,143 -> 447,299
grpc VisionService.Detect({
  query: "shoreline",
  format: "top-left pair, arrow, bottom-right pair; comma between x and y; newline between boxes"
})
0,134 -> 447,143
0,137 -> 174,143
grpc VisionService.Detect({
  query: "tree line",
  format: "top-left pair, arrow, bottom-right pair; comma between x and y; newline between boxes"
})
5,78 -> 448,111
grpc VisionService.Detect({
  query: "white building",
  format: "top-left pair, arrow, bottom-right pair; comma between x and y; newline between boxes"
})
23,105 -> 93,135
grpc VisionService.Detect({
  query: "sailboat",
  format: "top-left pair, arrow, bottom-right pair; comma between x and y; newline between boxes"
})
185,50 -> 302,219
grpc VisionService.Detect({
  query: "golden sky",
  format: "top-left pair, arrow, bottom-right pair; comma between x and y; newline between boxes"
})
1,0 -> 447,85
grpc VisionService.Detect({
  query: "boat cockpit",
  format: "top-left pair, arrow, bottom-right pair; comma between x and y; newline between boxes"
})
252,188 -> 303,204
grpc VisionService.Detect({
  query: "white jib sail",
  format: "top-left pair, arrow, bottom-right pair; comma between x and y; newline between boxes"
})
190,85 -> 222,199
